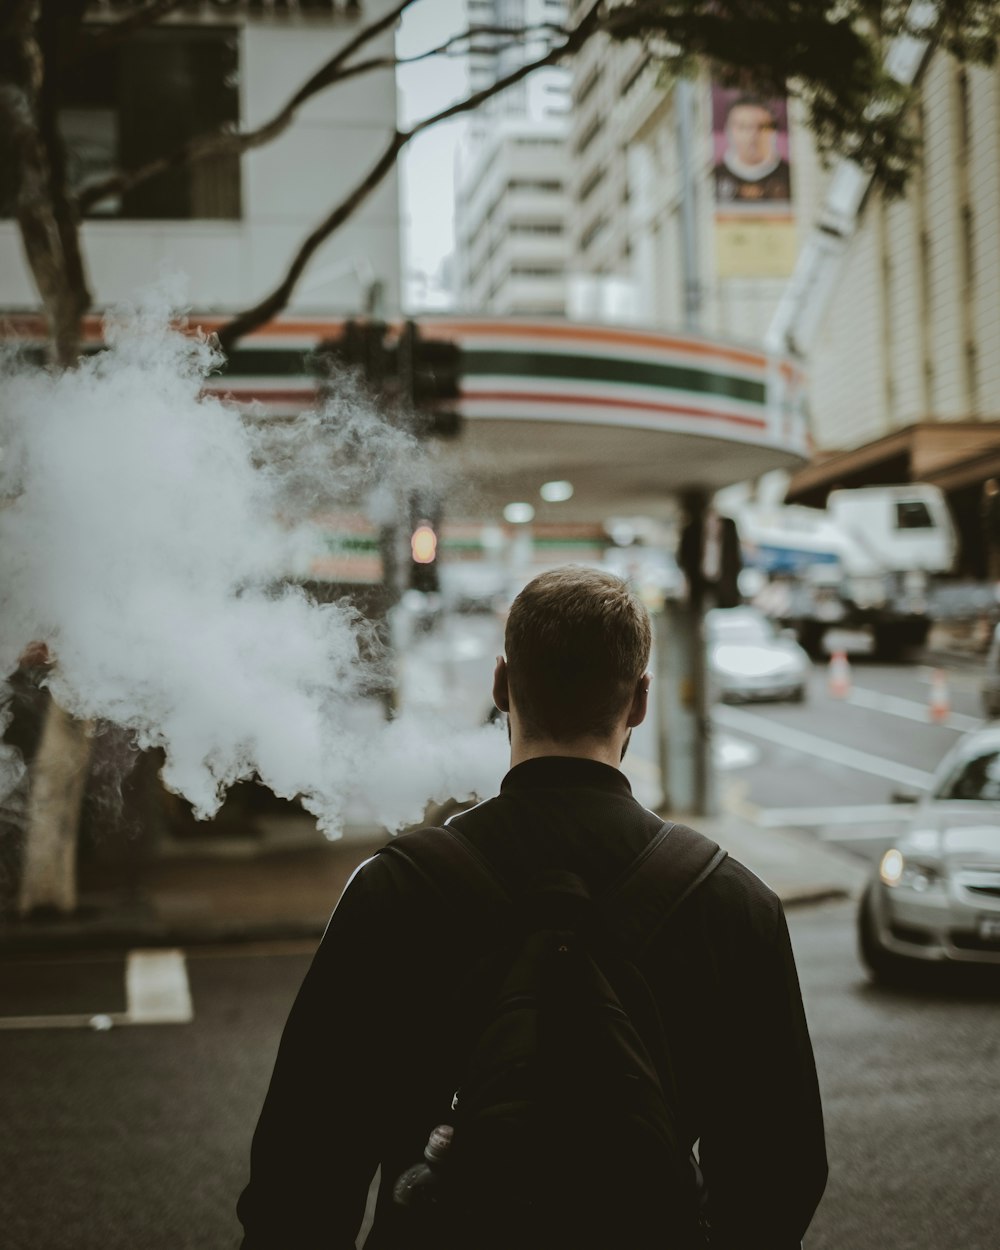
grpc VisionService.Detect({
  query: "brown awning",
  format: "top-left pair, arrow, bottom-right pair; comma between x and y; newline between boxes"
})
786,421 -> 1000,505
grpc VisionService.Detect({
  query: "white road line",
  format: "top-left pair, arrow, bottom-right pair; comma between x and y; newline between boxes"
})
846,684 -> 981,732
0,1012 -> 129,1032
713,705 -> 935,791
752,804 -> 916,828
0,949 -> 193,1031
125,949 -> 193,1024
816,827 -> 904,843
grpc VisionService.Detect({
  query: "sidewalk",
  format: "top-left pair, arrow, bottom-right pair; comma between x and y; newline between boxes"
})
0,802 -> 868,954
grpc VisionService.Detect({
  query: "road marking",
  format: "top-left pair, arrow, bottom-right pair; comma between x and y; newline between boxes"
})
751,803 -> 917,828
0,1011 -> 131,1031
715,734 -> 760,770
816,827 -> 904,843
713,705 -> 935,791
125,950 -> 193,1024
845,684 -> 981,732
0,948 -> 193,1031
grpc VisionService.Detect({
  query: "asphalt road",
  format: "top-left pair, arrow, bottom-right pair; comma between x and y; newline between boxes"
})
706,651 -> 985,867
2,637 -> 999,1248
2,907 -> 998,1250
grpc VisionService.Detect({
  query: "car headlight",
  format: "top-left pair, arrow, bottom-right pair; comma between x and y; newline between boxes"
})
879,848 -> 941,892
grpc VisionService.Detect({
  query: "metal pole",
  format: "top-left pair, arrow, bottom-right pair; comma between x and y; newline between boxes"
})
659,491 -> 716,817
677,78 -> 701,333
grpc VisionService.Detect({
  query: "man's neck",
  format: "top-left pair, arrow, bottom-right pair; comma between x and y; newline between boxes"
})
508,737 -> 625,771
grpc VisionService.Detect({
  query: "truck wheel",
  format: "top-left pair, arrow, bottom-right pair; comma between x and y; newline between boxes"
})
797,622 -> 826,659
873,620 -> 929,660
872,623 -> 904,661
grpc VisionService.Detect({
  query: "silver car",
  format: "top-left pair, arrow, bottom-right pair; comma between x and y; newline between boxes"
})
859,727 -> 1000,980
706,606 -> 809,703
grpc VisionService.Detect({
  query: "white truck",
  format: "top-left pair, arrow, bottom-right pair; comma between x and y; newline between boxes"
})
736,484 -> 958,657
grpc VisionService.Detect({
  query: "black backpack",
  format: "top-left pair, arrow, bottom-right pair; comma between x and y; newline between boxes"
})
380,819 -> 727,1250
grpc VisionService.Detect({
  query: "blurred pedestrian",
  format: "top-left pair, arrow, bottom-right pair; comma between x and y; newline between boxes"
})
237,566 -> 827,1248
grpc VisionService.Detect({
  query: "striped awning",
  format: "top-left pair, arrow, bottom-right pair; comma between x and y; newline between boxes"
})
3,312 -> 809,520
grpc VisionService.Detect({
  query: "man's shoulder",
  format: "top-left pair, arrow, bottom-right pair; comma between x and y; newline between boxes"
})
685,844 -> 784,940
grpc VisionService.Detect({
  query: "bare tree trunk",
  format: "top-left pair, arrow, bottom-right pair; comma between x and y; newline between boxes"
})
17,704 -> 93,916
3,0 -> 94,916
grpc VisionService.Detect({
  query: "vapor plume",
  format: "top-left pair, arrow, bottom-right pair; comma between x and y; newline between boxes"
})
0,302 -> 505,837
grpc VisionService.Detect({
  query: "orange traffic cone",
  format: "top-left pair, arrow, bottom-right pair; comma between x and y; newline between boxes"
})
828,650 -> 851,698
928,668 -> 951,723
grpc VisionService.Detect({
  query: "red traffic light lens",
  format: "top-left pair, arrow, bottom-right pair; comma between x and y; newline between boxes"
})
411,524 -> 437,564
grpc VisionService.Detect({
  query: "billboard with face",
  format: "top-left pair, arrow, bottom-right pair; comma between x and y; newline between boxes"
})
712,86 -> 796,277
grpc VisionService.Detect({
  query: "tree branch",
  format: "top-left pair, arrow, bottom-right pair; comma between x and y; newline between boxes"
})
74,10 -> 567,215
76,0 -> 418,212
1,0 -> 90,367
214,6 -> 602,353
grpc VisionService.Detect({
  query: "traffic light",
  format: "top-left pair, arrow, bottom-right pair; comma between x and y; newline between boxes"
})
315,319 -> 388,389
397,320 -> 463,438
409,518 -> 440,593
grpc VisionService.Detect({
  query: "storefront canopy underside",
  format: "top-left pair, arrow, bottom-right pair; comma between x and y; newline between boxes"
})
786,421 -> 1000,507
438,418 -> 809,523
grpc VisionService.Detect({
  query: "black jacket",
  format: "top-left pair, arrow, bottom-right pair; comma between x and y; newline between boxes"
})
238,757 -> 828,1248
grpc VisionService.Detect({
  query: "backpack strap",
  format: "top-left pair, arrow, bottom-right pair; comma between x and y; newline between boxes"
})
378,824 -> 512,924
602,821 -> 728,955
380,820 -> 726,954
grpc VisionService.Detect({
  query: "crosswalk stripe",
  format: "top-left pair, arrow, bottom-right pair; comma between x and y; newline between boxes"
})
713,705 -> 934,790
126,949 -> 193,1024
0,949 -> 193,1030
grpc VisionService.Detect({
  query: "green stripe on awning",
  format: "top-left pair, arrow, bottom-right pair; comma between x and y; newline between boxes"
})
463,350 -> 764,406
195,345 -> 765,408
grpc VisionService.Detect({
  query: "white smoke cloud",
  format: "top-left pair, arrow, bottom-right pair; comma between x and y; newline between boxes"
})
0,301 -> 505,837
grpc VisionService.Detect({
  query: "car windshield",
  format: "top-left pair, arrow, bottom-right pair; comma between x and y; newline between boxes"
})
708,613 -> 773,644
936,749 -> 1000,801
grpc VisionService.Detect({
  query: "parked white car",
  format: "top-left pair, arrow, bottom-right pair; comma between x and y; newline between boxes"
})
706,606 -> 809,703
858,727 -> 1000,981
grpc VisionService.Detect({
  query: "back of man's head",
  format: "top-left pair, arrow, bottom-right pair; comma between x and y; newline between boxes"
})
504,566 -> 652,742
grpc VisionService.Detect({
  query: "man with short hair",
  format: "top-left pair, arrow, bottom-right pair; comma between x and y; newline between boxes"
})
715,95 -> 792,204
238,566 -> 827,1248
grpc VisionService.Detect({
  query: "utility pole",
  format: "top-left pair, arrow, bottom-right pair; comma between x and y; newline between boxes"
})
657,81 -> 715,818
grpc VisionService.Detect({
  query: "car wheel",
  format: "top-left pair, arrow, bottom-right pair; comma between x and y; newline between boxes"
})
858,884 -> 913,986
789,685 -> 806,704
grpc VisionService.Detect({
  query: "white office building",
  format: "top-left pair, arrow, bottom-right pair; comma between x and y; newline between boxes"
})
455,0 -> 571,315
0,0 -> 402,319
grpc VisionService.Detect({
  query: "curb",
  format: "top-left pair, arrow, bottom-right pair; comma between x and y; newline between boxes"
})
0,912 -> 331,956
781,887 -> 853,911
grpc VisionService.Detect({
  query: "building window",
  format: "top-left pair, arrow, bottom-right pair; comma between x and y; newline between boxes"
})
510,265 -> 563,277
574,114 -> 603,157
580,215 -> 608,251
579,165 -> 605,202
621,53 -> 651,98
1,24 -> 242,220
966,341 -> 979,411
956,68 -> 971,158
573,66 -> 601,109
509,221 -> 564,235
961,204 -> 974,291
508,178 -> 564,194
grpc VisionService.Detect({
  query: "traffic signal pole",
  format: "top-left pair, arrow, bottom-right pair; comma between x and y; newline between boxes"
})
656,489 -> 717,817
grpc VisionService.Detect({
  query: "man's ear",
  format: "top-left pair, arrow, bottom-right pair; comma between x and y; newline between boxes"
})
626,672 -> 651,728
492,656 -> 510,713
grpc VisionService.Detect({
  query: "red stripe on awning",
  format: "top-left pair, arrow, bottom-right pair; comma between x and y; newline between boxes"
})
461,390 -> 769,430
